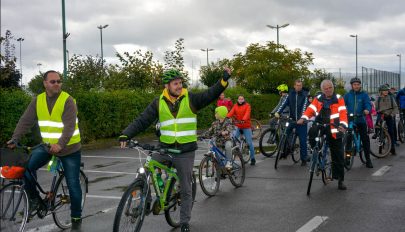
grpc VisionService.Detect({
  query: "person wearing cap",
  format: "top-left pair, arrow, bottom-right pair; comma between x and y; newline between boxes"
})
373,84 -> 398,155
202,106 -> 234,169
119,68 -> 231,232
271,84 -> 289,115
343,77 -> 373,168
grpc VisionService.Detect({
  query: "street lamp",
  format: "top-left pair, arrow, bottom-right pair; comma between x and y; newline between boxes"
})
97,24 -> 109,66
398,54 -> 402,87
350,34 -> 358,79
266,23 -> 289,46
200,48 -> 214,66
62,0 -> 68,79
16,37 -> 24,86
37,63 -> 42,73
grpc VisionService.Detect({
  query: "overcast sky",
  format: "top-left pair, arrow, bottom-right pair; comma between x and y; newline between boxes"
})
1,0 -> 404,85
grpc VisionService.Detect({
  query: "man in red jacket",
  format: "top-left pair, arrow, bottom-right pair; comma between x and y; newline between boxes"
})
217,92 -> 233,111
227,95 -> 256,165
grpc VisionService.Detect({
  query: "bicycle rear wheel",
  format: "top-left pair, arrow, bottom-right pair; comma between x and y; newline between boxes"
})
164,174 -> 197,228
371,129 -> 391,158
290,134 -> 300,163
344,150 -> 355,171
259,128 -> 279,157
198,155 -> 220,196
251,119 -> 262,139
113,178 -> 147,232
0,183 -> 29,232
359,149 -> 366,164
229,148 -> 245,187
52,170 -> 88,229
398,120 -> 405,143
241,140 -> 251,164
322,152 -> 332,185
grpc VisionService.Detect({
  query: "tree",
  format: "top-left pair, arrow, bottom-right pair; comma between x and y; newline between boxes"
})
231,41 -> 313,94
304,69 -> 346,95
0,30 -> 21,89
28,73 -> 45,95
200,59 -> 231,87
164,38 -> 189,85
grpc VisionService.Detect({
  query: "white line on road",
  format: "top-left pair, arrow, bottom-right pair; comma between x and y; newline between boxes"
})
26,224 -> 58,232
87,194 -> 122,200
372,165 -> 391,176
296,216 -> 328,232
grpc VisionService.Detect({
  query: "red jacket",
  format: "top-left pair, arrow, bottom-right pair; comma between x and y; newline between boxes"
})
227,102 -> 251,129
301,94 -> 348,139
217,99 -> 233,111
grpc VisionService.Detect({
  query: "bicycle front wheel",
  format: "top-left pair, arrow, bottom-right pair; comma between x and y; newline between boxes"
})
52,170 -> 88,229
371,129 -> 391,158
113,178 -> 147,232
251,119 -> 262,139
0,183 -> 29,232
229,148 -> 245,187
259,128 -> 279,157
398,120 -> 405,143
307,149 -> 319,196
274,134 -> 286,169
198,155 -> 220,197
344,150 -> 355,171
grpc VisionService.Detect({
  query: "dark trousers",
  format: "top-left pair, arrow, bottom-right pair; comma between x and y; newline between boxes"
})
151,151 -> 195,224
24,146 -> 82,218
326,130 -> 345,181
286,123 -> 308,161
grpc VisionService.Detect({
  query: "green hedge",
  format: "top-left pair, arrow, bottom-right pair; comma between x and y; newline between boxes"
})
0,88 -> 279,144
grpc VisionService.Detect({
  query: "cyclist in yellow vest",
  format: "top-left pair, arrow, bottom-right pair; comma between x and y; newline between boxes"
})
7,70 -> 83,231
119,68 -> 231,232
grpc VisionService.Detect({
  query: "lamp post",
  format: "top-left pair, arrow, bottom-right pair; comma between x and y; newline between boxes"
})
200,48 -> 214,66
37,63 -> 42,73
398,54 -> 402,87
16,37 -> 24,86
266,23 -> 289,46
62,0 -> 68,79
350,34 -> 358,79
97,24 -> 109,66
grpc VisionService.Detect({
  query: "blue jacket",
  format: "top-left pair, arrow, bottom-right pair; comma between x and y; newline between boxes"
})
343,90 -> 371,124
277,90 -> 308,121
396,88 -> 405,109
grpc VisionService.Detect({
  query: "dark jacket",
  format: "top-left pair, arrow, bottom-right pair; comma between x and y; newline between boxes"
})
343,90 -> 371,124
396,88 -> 405,109
276,90 -> 308,121
122,80 -> 227,153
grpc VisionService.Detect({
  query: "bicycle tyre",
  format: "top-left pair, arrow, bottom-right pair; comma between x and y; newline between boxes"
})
322,157 -> 332,185
164,174 -> 197,228
198,155 -> 220,197
307,148 -> 319,195
113,178 -> 147,232
229,148 -> 245,187
251,119 -> 262,140
0,182 -> 29,232
241,140 -> 251,164
274,134 -> 286,170
398,120 -> 405,143
290,134 -> 300,163
259,128 -> 279,157
52,170 -> 88,229
359,149 -> 366,164
344,150 -> 355,171
372,129 -> 391,158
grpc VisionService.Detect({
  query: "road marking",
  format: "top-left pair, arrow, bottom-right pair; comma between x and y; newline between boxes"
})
296,216 -> 328,232
26,224 -> 58,232
87,194 -> 122,200
372,165 -> 391,176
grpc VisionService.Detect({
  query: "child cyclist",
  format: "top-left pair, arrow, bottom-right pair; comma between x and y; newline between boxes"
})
202,106 -> 234,169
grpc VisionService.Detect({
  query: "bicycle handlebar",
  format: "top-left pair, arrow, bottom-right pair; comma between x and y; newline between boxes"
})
127,140 -> 182,154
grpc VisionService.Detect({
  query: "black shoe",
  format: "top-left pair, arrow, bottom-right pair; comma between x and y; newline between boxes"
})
365,161 -> 373,168
338,181 -> 347,190
71,218 -> 82,231
250,159 -> 256,166
391,149 -> 396,155
28,197 -> 40,216
301,161 -> 307,166
181,223 -> 191,232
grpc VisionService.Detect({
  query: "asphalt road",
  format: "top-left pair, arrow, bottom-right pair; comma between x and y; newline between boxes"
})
19,136 -> 405,232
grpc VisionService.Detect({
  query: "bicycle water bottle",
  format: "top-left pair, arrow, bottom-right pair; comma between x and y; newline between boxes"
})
157,173 -> 164,192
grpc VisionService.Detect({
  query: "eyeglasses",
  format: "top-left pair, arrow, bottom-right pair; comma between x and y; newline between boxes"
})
48,80 -> 62,84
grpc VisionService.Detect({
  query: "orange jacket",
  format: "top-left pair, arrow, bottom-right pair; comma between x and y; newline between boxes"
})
227,102 -> 251,129
301,93 -> 348,139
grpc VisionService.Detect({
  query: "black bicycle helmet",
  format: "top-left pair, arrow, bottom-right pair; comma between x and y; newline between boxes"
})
350,77 -> 361,84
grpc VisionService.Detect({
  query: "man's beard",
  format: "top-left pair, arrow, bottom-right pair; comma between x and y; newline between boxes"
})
169,88 -> 181,97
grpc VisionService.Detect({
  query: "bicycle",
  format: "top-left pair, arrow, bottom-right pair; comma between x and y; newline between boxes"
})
0,144 -> 88,232
397,111 -> 405,143
113,140 -> 197,232
231,118 -> 252,164
370,114 -> 392,158
343,114 -> 367,170
198,138 -> 245,196
306,121 -> 332,196
274,118 -> 300,169
251,118 -> 262,140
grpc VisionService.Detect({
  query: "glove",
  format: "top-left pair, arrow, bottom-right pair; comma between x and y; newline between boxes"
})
118,135 -> 129,142
274,112 -> 280,118
223,69 -> 231,81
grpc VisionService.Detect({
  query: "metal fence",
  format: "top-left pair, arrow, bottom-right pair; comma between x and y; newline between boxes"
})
362,67 -> 400,94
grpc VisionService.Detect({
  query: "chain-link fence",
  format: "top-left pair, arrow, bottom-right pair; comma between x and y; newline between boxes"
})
362,67 -> 400,94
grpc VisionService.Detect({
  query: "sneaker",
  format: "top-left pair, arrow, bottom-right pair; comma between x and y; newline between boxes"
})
181,223 -> 191,232
338,181 -> 347,190
391,149 -> 397,155
225,161 -> 232,169
250,159 -> 256,166
71,218 -> 82,231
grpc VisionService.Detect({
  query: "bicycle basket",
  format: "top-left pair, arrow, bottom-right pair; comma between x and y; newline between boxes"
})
0,147 -> 30,179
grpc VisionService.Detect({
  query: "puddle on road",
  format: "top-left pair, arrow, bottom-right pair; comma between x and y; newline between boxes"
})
93,161 -> 122,169
88,174 -> 125,184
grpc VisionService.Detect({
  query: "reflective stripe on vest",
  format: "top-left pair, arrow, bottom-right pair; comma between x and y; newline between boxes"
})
36,91 -> 81,145
158,90 -> 197,144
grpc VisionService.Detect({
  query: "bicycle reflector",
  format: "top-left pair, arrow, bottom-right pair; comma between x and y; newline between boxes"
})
0,166 -> 25,179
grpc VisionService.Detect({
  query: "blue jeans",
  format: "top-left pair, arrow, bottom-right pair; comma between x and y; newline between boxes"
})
24,146 -> 82,218
234,128 -> 256,160
286,123 -> 308,161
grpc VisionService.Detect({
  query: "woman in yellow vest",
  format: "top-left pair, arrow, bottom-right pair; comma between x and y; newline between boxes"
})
119,68 -> 231,232
7,70 -> 83,231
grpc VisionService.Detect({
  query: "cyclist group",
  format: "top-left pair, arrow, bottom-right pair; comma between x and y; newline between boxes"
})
3,66 -> 403,232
